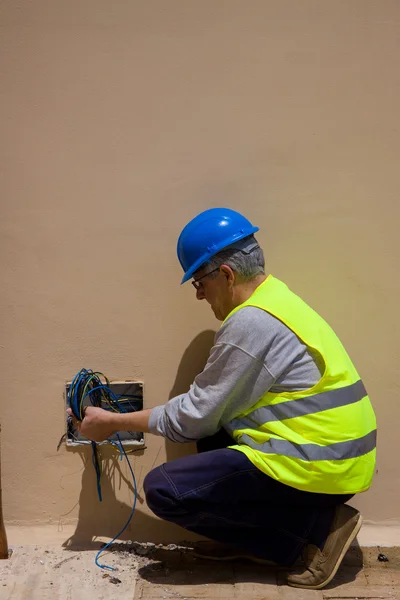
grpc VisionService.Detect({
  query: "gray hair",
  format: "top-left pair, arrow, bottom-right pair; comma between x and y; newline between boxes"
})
200,235 -> 265,282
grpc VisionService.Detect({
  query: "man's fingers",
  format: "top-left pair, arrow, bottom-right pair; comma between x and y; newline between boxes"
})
67,408 -> 81,432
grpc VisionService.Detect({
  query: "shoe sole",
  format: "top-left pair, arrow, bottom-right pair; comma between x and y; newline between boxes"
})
288,513 -> 363,590
192,551 -> 277,566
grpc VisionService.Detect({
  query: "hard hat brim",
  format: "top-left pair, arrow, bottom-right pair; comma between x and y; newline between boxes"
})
180,226 -> 259,284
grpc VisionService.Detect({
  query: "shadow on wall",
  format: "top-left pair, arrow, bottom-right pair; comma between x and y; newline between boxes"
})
165,329 -> 216,463
61,448 -> 179,550
62,329 -> 216,549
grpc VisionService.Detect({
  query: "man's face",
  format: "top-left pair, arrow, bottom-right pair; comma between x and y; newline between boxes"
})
192,266 -> 234,321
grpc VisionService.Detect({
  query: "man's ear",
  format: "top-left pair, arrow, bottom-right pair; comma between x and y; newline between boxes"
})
220,264 -> 235,287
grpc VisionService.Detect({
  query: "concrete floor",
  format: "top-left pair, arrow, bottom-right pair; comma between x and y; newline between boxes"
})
1,542 -> 399,600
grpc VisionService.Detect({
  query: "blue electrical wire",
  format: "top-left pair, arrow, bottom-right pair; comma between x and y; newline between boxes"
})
67,369 -> 139,571
95,433 -> 137,571
91,441 -> 103,502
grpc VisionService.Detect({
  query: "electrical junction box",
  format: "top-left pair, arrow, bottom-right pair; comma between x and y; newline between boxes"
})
64,380 -> 145,447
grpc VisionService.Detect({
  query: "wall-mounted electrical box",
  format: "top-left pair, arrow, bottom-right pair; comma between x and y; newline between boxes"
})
64,380 -> 145,447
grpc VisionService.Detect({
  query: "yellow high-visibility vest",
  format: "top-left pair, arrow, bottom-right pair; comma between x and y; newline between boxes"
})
224,276 -> 377,494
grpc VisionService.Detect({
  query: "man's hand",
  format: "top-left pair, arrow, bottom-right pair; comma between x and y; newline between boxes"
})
67,406 -> 118,443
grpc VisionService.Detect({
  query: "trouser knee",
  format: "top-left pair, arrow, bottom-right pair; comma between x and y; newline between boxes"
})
144,465 -> 182,519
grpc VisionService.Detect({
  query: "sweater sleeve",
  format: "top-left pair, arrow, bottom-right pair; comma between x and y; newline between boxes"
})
148,310 -> 277,442
148,305 -> 321,442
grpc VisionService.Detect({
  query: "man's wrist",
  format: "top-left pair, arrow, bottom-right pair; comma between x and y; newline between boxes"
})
107,411 -> 124,432
106,410 -> 138,433
108,408 -> 152,434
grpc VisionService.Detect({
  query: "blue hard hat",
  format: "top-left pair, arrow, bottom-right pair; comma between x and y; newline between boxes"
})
177,208 -> 259,284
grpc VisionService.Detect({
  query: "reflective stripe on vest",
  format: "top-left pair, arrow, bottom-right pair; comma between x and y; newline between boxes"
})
229,379 -> 367,431
239,429 -> 377,462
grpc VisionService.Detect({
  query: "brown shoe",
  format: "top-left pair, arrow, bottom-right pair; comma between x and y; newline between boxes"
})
287,504 -> 363,590
192,541 -> 279,566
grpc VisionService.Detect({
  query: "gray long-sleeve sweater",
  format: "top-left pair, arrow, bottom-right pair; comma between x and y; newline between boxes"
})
148,306 -> 323,443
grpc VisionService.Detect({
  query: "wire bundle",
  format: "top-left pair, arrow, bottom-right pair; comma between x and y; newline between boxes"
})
67,368 -> 140,571
68,368 -> 142,422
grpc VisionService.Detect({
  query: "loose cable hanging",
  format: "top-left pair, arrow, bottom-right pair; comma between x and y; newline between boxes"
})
67,368 -> 140,570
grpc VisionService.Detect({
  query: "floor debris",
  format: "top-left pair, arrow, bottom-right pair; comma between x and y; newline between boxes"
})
1,542 -> 399,599
378,552 -> 390,562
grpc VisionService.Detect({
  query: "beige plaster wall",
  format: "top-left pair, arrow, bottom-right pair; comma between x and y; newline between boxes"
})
1,1 -> 399,543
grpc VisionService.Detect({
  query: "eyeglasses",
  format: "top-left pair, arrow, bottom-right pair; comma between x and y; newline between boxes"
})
191,267 -> 220,290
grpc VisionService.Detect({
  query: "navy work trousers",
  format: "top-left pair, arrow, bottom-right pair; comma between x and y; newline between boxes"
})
144,430 -> 353,566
